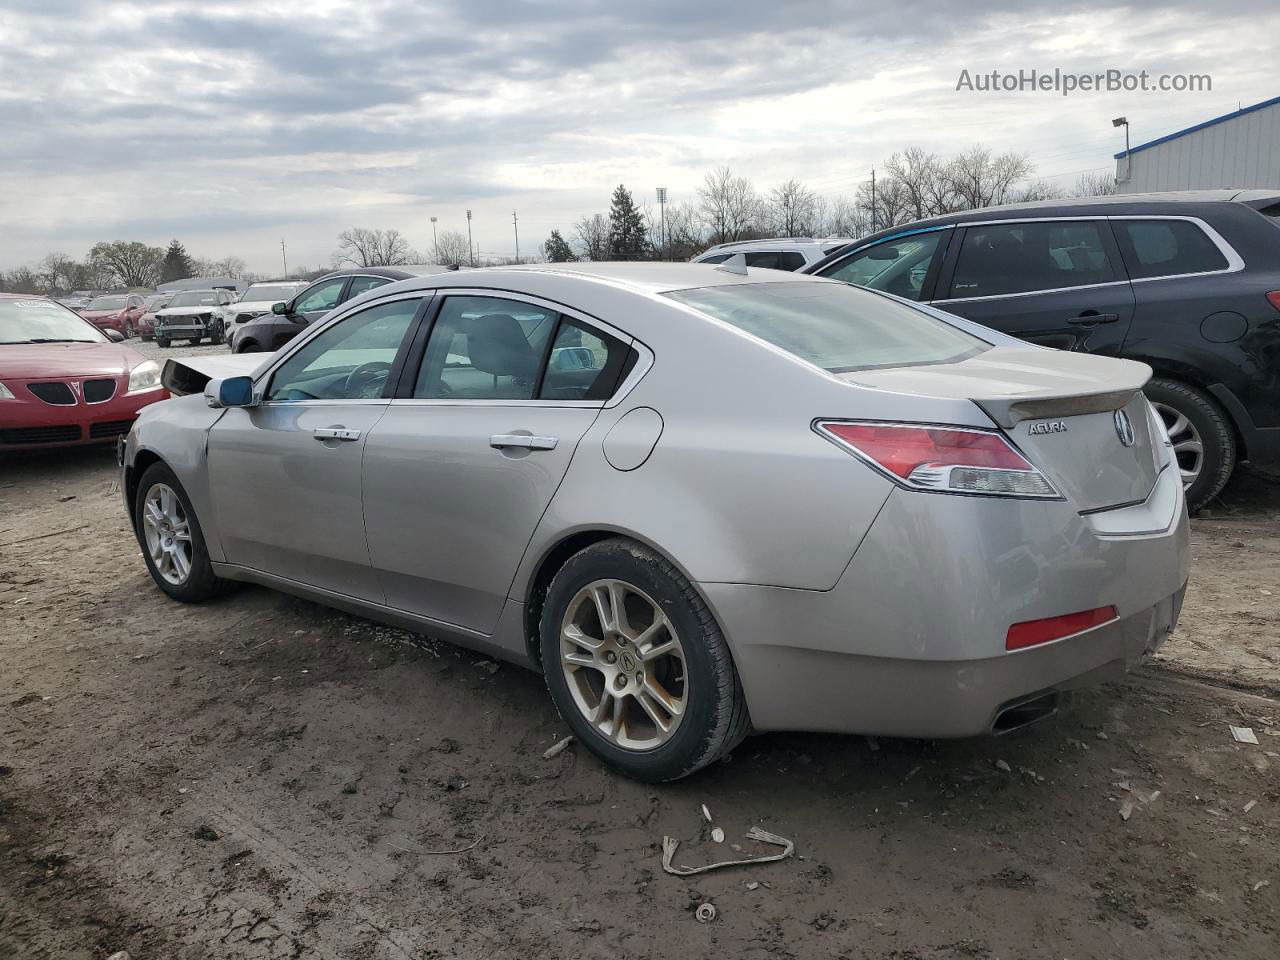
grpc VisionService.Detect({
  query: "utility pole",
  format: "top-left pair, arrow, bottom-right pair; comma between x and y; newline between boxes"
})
466,209 -> 475,267
869,169 -> 877,234
656,187 -> 668,260
280,240 -> 288,278
430,217 -> 439,263
512,210 -> 520,264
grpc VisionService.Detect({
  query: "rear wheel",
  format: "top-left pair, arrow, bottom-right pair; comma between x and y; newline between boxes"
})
156,336 -> 170,348
188,337 -> 202,346
134,463 -> 233,602
1144,378 -> 1235,512
123,322 -> 135,338
539,538 -> 750,782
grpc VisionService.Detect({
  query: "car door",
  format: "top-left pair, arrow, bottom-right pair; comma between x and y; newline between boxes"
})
206,294 -> 427,600
931,219 -> 1136,355
362,292 -> 636,635
815,228 -> 953,302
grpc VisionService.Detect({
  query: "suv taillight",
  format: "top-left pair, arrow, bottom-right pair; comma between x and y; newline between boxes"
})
816,421 -> 1060,499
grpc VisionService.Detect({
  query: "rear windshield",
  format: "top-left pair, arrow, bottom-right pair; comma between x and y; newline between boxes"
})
666,281 -> 989,373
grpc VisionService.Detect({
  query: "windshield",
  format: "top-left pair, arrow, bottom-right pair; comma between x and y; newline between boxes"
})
0,299 -> 108,344
241,284 -> 299,302
168,291 -> 220,307
666,280 -> 989,374
86,296 -> 128,310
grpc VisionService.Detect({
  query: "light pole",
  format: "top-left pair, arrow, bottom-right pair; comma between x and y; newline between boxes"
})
280,239 -> 287,278
512,210 -> 520,264
656,187 -> 667,260
430,216 -> 439,263
1112,116 -> 1131,184
466,209 -> 474,267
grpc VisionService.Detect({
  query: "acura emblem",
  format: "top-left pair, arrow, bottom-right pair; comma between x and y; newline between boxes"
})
1113,409 -> 1136,447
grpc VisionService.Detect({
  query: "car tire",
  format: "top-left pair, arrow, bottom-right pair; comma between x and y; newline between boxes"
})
156,337 -> 170,348
539,537 -> 750,782
188,337 -> 202,346
141,334 -> 153,342
124,323 -> 135,339
134,462 -> 234,603
236,339 -> 261,354
1144,378 -> 1236,512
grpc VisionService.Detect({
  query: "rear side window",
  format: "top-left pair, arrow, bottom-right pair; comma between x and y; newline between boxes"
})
1113,220 -> 1229,279
950,221 -> 1115,298
539,318 -> 633,401
697,253 -> 731,264
346,275 -> 391,300
667,281 -> 988,374
744,251 -> 806,271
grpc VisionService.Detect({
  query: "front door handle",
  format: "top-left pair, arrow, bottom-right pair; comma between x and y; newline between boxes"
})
1067,312 -> 1120,326
313,427 -> 361,442
490,434 -> 559,451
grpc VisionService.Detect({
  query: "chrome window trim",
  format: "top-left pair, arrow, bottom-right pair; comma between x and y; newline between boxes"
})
934,279 -> 1131,305
1107,215 -> 1245,281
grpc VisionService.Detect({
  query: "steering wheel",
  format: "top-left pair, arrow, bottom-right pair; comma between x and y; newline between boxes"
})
344,361 -> 393,399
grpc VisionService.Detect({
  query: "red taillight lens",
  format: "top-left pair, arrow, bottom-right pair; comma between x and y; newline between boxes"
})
1267,291 -> 1280,313
1006,605 -> 1118,651
816,421 -> 1059,498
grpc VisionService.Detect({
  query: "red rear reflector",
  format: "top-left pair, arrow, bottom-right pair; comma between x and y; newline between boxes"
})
1267,291 -> 1280,313
1006,605 -> 1118,651
819,423 -> 1029,478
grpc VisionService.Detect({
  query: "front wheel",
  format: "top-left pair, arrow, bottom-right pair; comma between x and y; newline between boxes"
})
540,538 -> 750,782
235,339 -> 261,354
1144,378 -> 1236,512
135,462 -> 233,602
123,323 -> 135,339
156,337 -> 170,348
188,337 -> 202,346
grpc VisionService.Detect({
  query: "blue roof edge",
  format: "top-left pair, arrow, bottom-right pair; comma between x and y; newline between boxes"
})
1113,94 -> 1280,159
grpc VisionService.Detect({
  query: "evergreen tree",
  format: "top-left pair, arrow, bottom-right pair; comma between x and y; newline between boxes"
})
606,184 -> 647,260
542,229 -> 575,262
160,239 -> 194,283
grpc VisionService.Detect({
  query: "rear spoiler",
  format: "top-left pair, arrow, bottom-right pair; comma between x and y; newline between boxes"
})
161,354 -> 267,397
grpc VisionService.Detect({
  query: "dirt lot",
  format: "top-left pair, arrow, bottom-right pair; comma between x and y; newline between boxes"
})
2,413 -> 1278,958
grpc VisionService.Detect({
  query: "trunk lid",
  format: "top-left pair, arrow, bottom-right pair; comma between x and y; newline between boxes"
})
841,347 -> 1162,512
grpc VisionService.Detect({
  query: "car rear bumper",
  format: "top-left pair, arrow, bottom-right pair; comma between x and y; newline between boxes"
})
701,467 -> 1190,737
0,385 -> 166,450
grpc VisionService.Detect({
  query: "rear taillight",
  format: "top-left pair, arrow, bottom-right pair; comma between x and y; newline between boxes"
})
816,421 -> 1059,499
1006,605 -> 1118,651
1267,291 -> 1280,313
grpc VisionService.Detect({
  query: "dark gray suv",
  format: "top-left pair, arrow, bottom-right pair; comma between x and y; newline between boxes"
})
806,190 -> 1280,510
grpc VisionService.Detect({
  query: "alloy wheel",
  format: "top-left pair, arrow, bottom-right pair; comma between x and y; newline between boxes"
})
559,578 -> 687,750
1151,400 -> 1204,490
141,483 -> 193,585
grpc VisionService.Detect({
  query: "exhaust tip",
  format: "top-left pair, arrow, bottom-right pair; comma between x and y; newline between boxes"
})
992,691 -> 1060,735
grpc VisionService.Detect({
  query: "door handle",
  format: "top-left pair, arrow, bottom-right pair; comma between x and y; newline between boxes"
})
490,434 -> 559,451
1067,312 -> 1120,326
313,427 -> 361,442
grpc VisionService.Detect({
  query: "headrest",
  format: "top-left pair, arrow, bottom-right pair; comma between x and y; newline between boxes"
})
468,313 -> 537,380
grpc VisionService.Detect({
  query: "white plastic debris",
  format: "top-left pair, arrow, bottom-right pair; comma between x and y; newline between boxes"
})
662,826 -> 795,876
711,827 -> 725,844
1231,726 -> 1260,745
1119,800 -> 1134,821
694,903 -> 717,923
745,881 -> 759,891
1243,799 -> 1258,814
542,736 -> 573,760
701,803 -> 713,823
1253,880 -> 1270,892
994,759 -> 1012,773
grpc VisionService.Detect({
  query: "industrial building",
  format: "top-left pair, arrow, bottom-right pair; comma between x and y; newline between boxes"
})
1115,94 -> 1280,193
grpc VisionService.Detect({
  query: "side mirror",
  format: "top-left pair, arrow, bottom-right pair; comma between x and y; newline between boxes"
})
204,375 -> 256,409
104,329 -> 125,343
271,301 -> 288,315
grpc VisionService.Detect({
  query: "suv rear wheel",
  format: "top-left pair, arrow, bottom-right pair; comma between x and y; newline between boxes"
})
1144,378 -> 1235,512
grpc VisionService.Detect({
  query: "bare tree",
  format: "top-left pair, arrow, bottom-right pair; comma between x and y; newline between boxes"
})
573,214 -> 609,261
946,147 -> 1034,209
88,241 -> 165,288
826,195 -> 870,238
857,175 -> 912,231
884,148 -> 953,220
333,228 -> 417,267
698,166 -> 759,244
765,178 -> 819,237
1068,171 -> 1118,197
435,230 -> 471,265
660,203 -> 707,260
1012,179 -> 1064,203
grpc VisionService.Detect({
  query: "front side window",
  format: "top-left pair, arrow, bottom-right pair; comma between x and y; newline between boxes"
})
266,298 -> 422,401
667,281 -> 988,374
1114,220 -> 1229,279
540,318 -> 632,401
949,221 -> 1115,298
294,278 -> 347,314
414,296 -> 557,400
820,232 -> 944,301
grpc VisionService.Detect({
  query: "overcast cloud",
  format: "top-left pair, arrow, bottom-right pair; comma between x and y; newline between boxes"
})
3,0 -> 1278,273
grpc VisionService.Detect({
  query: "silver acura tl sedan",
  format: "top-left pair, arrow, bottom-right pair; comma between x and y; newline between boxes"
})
120,262 -> 1189,781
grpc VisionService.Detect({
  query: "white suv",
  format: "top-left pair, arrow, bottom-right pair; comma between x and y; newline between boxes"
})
691,237 -> 853,271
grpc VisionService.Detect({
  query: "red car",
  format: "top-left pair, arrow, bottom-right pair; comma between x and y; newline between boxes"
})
0,295 -> 167,450
137,293 -> 174,341
79,293 -> 147,338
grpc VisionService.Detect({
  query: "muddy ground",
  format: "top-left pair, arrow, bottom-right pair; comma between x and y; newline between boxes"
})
2,407 -> 1278,958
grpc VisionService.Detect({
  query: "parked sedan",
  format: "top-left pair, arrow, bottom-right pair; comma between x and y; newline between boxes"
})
79,293 -> 147,338
218,280 -> 308,347
137,293 -> 174,341
1,295 -> 166,449
153,288 -> 237,347
121,263 -> 1188,781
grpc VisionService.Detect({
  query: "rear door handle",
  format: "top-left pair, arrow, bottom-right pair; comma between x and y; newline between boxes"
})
313,427 -> 361,442
1067,312 -> 1120,326
490,434 -> 559,451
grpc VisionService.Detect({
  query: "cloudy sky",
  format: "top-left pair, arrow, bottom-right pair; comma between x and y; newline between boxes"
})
2,0 -> 1277,275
